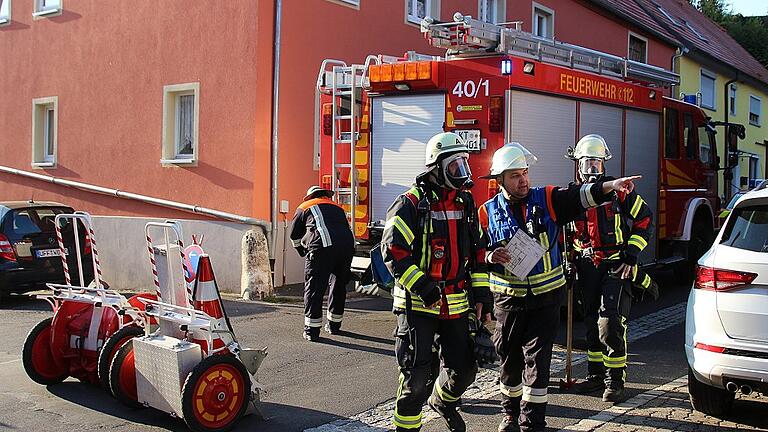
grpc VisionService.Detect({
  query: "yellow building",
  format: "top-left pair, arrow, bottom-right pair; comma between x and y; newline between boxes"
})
650,0 -> 768,202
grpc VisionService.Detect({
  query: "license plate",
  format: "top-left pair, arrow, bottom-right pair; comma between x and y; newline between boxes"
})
36,248 -> 67,258
455,129 -> 481,151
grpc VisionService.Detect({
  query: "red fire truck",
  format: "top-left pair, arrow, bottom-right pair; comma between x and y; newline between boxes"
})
314,13 -> 719,291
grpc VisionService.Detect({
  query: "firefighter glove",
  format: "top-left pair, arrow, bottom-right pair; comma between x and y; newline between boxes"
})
419,281 -> 442,308
468,313 -> 498,366
620,251 -> 638,266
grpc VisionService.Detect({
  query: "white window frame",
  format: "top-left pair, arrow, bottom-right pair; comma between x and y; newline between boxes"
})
748,154 -> 760,181
162,83 -> 200,165
0,0 -> 11,25
478,0 -> 504,24
729,84 -> 737,116
699,69 -> 716,110
406,0 -> 437,25
327,0 -> 360,8
749,95 -> 761,127
532,2 -> 554,40
31,96 -> 58,168
627,31 -> 648,64
33,0 -> 61,18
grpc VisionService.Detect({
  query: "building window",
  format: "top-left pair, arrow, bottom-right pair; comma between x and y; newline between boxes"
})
479,0 -> 503,24
162,83 -> 199,164
748,155 -> 759,182
407,0 -> 433,24
532,3 -> 554,39
729,84 -> 737,116
0,0 -> 11,25
628,32 -> 647,63
32,97 -> 58,167
749,95 -> 761,126
33,0 -> 61,17
700,69 -> 716,110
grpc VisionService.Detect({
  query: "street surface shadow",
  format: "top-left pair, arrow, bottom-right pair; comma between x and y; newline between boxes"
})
0,294 -> 50,311
318,336 -> 395,357
219,298 -> 280,317
334,330 -> 395,346
46,382 -> 348,431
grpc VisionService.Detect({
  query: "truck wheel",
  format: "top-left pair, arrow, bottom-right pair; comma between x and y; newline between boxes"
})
684,218 -> 714,279
688,367 -> 734,416
98,325 -> 143,391
182,355 -> 251,432
22,317 -> 69,385
109,340 -> 142,408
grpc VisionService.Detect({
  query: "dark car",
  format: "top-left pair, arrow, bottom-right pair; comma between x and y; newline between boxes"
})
0,201 -> 94,300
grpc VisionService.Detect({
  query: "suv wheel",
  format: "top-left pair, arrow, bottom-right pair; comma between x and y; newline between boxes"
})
688,367 -> 734,416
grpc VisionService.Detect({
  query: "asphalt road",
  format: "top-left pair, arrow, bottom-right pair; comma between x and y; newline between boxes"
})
0,273 -> 766,432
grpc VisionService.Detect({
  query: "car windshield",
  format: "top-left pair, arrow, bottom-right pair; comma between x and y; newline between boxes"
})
720,205 -> 768,252
725,193 -> 745,210
8,208 -> 72,236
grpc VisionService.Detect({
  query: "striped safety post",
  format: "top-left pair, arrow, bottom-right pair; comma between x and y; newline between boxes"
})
54,221 -> 71,286
191,255 -> 235,355
146,234 -> 163,302
85,219 -> 103,289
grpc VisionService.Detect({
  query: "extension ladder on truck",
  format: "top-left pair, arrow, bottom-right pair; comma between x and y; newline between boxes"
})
422,12 -> 679,87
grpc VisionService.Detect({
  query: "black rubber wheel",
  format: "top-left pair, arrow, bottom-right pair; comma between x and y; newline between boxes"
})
684,218 -> 714,280
98,325 -> 143,391
109,339 -> 142,408
181,355 -> 251,432
22,317 -> 69,385
688,367 -> 734,416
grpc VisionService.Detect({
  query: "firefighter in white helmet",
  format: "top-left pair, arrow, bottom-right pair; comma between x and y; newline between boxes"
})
478,142 -> 642,432
382,132 -> 493,431
567,134 -> 658,403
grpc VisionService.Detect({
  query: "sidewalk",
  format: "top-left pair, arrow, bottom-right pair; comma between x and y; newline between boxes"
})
562,376 -> 768,432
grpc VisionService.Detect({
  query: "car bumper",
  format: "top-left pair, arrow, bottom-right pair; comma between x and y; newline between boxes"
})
686,287 -> 768,391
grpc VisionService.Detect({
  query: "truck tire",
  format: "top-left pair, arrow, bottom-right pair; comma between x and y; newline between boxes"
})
681,215 -> 714,280
688,367 -> 734,416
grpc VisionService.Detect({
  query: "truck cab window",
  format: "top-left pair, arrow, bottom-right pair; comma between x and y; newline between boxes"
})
664,108 -> 680,159
698,126 -> 714,165
683,113 -> 697,160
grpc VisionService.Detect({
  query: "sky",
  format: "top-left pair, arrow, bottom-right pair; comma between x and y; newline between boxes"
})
728,0 -> 768,16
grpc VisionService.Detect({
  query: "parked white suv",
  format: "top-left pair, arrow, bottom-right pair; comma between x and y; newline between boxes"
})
685,184 -> 768,416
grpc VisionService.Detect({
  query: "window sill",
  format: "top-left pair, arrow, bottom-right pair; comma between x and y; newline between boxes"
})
407,15 -> 423,25
749,122 -> 761,128
32,162 -> 56,168
33,8 -> 61,17
0,18 -> 9,25
161,158 -> 196,166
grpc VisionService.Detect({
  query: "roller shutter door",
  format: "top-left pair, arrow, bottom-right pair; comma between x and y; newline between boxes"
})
625,110 -> 660,262
506,90 -> 576,188
370,94 -> 445,224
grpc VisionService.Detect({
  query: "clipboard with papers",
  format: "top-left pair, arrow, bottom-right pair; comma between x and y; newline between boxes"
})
502,229 -> 546,279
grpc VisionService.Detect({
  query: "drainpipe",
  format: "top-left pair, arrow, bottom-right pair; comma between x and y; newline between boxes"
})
270,0 -> 282,263
723,74 -> 738,202
670,47 -> 688,98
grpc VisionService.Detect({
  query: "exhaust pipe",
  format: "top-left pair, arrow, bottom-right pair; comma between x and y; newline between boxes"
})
740,385 -> 753,395
725,381 -> 738,392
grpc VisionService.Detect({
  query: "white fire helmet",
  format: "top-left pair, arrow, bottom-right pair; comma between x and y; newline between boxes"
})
425,132 -> 469,167
570,134 -> 612,182
485,142 -> 538,177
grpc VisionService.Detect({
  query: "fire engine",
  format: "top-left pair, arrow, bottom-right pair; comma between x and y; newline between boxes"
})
314,13 -> 719,291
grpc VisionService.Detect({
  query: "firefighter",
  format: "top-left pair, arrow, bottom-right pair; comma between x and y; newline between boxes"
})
290,185 -> 355,342
479,142 -> 641,432
382,132 -> 493,432
567,134 -> 659,403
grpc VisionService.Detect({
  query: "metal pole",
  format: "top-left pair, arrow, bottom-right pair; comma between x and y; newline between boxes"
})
270,0 -> 283,262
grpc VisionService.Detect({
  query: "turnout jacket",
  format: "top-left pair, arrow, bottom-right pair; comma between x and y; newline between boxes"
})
479,183 -> 610,310
573,176 -> 653,267
290,196 -> 354,257
381,178 -> 492,319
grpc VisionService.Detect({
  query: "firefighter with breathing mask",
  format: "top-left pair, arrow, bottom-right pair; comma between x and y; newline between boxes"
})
567,134 -> 658,403
478,142 -> 642,432
382,132 -> 493,432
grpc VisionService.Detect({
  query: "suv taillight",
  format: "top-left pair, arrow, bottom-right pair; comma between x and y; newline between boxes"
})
83,234 -> 92,255
0,234 -> 16,262
694,266 -> 758,292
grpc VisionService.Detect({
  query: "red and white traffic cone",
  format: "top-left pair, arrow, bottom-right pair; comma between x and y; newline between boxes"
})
191,255 -> 235,354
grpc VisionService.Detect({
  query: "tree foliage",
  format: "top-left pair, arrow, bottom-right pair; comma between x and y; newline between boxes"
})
689,0 -> 768,68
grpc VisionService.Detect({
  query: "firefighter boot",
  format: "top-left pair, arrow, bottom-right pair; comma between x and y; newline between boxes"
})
602,384 -> 626,403
303,326 -> 320,342
498,415 -> 521,432
572,375 -> 606,394
428,395 -> 466,432
324,321 -> 342,335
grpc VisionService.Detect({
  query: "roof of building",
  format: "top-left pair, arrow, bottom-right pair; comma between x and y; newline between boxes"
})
589,0 -> 682,47
637,0 -> 768,86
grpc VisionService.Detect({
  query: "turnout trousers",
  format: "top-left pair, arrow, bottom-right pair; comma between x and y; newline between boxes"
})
494,303 -> 560,432
577,259 -> 632,389
393,312 -> 478,430
303,243 -> 354,332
